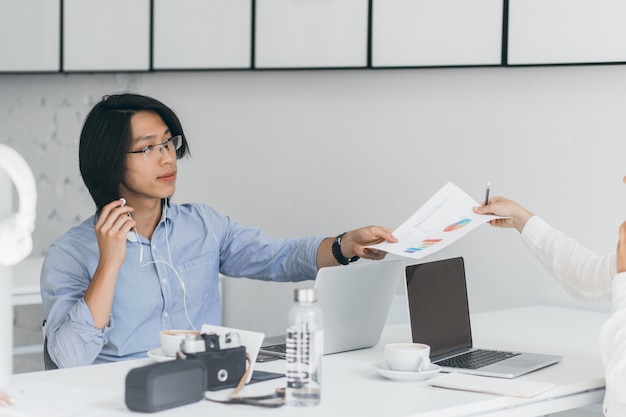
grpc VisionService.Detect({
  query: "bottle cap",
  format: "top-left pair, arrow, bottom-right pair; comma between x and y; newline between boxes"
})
294,288 -> 316,303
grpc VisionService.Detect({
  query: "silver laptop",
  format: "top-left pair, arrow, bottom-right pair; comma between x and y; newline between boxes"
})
405,257 -> 562,379
260,260 -> 403,358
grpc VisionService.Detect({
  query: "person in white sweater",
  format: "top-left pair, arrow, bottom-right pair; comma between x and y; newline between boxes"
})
473,196 -> 625,417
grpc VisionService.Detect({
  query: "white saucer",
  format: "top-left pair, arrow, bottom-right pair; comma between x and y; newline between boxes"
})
147,348 -> 175,362
372,362 -> 441,382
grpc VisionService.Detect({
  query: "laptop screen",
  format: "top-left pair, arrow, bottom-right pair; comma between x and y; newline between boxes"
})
405,257 -> 473,360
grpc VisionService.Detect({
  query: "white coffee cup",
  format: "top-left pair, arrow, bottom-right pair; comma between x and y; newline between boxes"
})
384,342 -> 431,372
159,330 -> 200,357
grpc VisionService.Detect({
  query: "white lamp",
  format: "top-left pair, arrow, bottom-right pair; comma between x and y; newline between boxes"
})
0,143 -> 37,390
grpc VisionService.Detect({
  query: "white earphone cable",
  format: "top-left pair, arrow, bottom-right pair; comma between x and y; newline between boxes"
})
126,205 -> 197,332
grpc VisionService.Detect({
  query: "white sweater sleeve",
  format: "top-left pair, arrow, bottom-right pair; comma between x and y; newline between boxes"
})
520,216 -> 614,302
600,273 -> 626,416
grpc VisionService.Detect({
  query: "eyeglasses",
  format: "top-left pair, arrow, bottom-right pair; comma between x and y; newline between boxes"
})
127,135 -> 182,160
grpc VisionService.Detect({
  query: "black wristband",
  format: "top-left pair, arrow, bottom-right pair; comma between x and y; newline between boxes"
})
331,233 -> 360,265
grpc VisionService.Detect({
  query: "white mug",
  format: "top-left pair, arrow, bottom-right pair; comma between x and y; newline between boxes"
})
384,342 -> 431,372
159,330 -> 200,357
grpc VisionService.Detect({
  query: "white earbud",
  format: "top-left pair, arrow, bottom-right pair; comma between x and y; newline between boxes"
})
0,144 -> 36,266
120,197 -> 141,244
127,232 -> 138,243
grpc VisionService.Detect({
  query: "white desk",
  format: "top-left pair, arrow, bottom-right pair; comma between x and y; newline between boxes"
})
6,306 -> 608,417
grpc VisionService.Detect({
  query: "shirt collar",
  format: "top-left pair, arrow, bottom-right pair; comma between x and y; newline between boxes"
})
126,200 -> 171,242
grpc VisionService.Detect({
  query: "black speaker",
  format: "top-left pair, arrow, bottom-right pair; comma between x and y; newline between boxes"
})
125,359 -> 207,413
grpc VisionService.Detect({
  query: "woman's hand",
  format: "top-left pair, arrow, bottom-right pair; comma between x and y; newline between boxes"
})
473,196 -> 534,233
616,222 -> 626,274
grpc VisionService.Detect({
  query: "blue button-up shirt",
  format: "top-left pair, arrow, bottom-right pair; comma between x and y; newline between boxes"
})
41,202 -> 322,368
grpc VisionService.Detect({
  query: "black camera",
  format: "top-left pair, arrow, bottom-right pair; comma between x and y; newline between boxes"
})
179,332 -> 247,390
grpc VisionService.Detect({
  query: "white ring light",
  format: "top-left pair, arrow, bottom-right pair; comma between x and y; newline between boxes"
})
0,144 -> 36,266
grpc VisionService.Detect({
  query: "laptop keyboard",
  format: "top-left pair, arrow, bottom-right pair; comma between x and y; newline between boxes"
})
259,343 -> 287,358
436,349 -> 521,370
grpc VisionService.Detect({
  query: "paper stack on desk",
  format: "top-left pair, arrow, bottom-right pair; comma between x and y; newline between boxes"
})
428,372 -> 555,398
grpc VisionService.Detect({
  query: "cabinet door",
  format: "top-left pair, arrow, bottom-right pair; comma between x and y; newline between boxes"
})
255,0 -> 369,69
153,0 -> 251,70
372,0 -> 503,68
508,0 -> 626,65
63,0 -> 150,71
0,0 -> 60,72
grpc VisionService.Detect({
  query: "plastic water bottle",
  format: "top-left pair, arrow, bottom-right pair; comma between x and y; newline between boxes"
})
285,288 -> 323,407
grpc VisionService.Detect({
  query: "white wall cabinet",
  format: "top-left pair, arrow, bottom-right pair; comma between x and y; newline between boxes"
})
3,0 -> 626,72
153,0 -> 251,70
508,0 -> 626,65
372,0 -> 503,68
0,0 -> 60,72
63,0 -> 150,72
254,0 -> 369,69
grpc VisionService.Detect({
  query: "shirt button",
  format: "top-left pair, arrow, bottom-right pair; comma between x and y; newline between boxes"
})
163,312 -> 169,318
162,279 -> 167,285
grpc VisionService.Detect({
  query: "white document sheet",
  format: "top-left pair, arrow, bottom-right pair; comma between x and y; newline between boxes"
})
369,181 -> 503,260
428,372 -> 555,398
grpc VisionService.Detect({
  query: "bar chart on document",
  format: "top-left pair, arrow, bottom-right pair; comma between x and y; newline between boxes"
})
369,182 -> 503,260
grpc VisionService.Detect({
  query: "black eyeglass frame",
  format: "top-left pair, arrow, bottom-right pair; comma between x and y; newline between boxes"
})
127,135 -> 182,159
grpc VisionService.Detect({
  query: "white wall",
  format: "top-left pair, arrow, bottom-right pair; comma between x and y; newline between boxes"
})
2,65 -> 623,329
